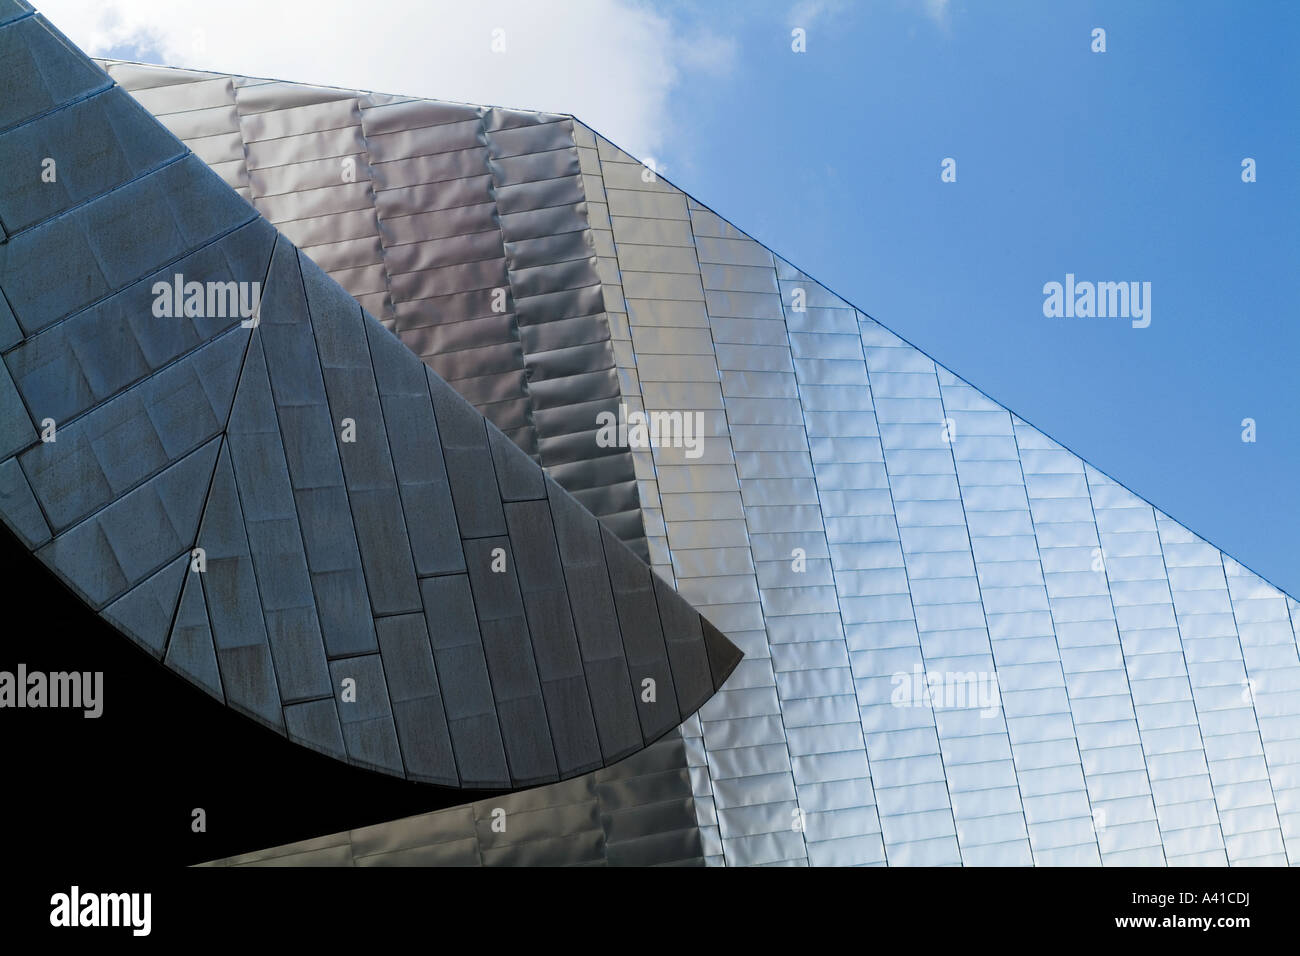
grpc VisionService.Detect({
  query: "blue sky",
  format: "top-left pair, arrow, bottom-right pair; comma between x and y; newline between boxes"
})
48,0 -> 1299,596
647,0 -> 1300,596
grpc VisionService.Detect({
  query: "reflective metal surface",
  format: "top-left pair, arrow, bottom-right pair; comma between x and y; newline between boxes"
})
200,735 -> 709,867
98,59 -> 647,559
572,127 -> 1300,866
67,43 -> 1300,866
0,9 -> 740,794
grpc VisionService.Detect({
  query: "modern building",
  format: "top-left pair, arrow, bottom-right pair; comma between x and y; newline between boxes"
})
3,2 -> 1298,866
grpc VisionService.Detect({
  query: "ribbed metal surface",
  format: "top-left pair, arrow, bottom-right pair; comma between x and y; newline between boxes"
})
72,40 -> 1300,867
587,126 -> 1300,866
0,13 -> 740,796
97,59 -> 647,559
568,127 -> 1300,867
201,734 -> 709,867
90,58 -> 711,865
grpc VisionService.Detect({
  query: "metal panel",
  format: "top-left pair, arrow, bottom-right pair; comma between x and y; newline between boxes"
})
1014,417 -> 1166,864
0,24 -> 738,801
66,38 -> 1300,869
204,735 -> 708,867
102,58 -> 646,558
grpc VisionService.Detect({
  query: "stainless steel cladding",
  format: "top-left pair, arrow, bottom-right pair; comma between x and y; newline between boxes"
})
71,49 -> 1300,867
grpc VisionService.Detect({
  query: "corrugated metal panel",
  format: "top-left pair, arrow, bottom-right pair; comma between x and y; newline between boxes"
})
72,55 -> 711,865
100,59 -> 646,558
75,48 -> 1300,867
0,22 -> 740,806
202,735 -> 709,867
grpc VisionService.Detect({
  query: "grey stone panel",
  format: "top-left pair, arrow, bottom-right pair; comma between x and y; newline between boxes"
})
0,292 -> 21,350
363,316 -> 465,576
19,326 -> 245,531
375,612 -> 458,787
0,355 -> 33,459
257,239 -> 376,658
426,366 -> 506,539
0,14 -> 108,134
0,86 -> 182,234
0,454 -> 47,546
504,498 -> 604,776
101,551 -> 188,658
196,443 -> 282,730
419,574 -> 510,789
602,522 -> 682,741
227,334 -> 332,704
651,572 -> 716,717
0,153 -> 255,335
283,698 -> 347,763
463,535 -> 560,785
0,2 -> 32,28
488,421 -> 545,501
300,252 -> 421,616
546,475 -> 644,761
4,218 -> 275,431
36,437 -> 217,610
329,654 -> 404,776
165,564 -> 224,701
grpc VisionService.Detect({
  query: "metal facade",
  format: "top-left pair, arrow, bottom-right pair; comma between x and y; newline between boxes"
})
195,92 -> 1300,865
96,59 -> 649,557
3,3 -> 1294,865
585,133 -> 1300,865
214,97 -> 1300,865
0,6 -> 740,796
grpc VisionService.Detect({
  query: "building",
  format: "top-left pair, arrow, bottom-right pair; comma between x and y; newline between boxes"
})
2,2 -> 1298,866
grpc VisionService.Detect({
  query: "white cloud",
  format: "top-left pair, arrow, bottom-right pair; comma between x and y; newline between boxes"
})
922,0 -> 952,28
787,1 -> 847,28
788,0 -> 950,31
36,0 -> 730,160
675,27 -> 739,79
